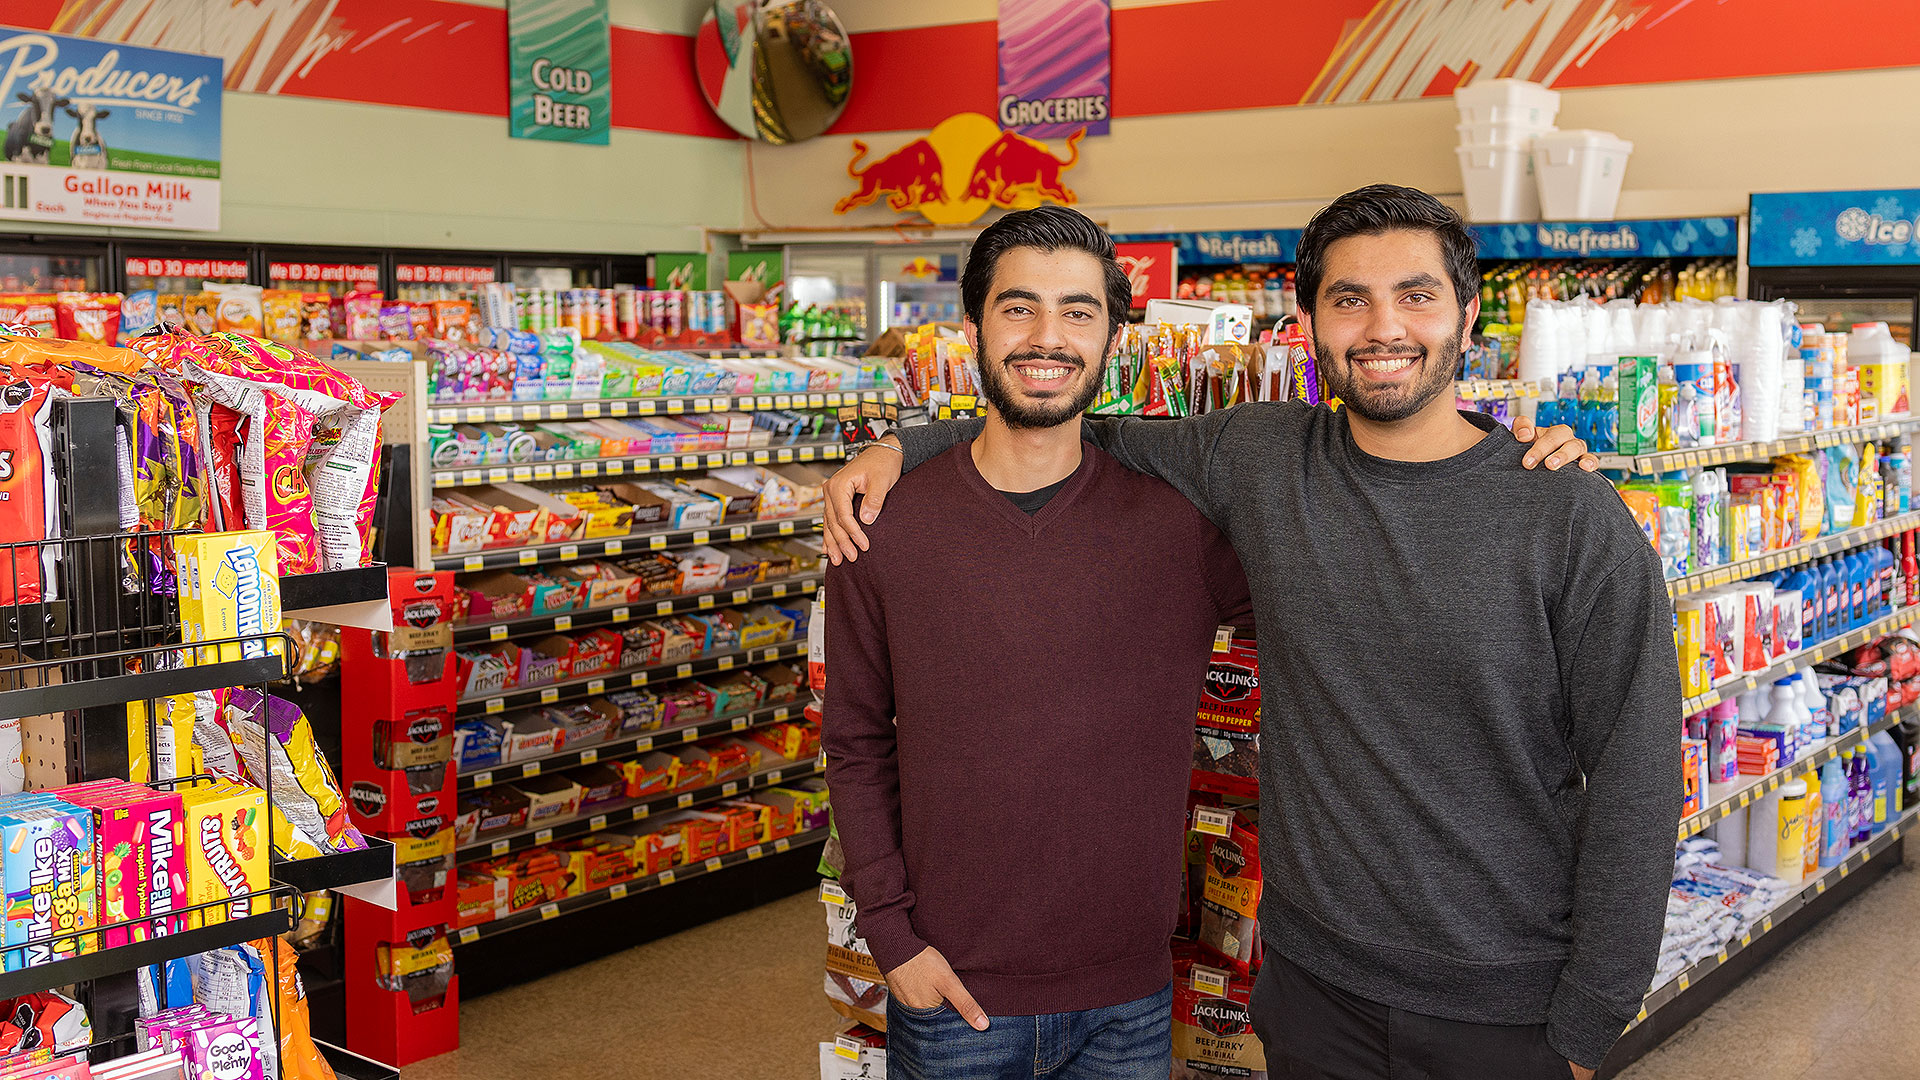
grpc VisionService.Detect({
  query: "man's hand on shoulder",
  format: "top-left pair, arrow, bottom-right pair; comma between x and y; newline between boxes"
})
823,436 -> 904,565
1513,414 -> 1600,472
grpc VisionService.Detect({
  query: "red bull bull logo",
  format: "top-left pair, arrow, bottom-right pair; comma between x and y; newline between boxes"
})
831,112 -> 1083,226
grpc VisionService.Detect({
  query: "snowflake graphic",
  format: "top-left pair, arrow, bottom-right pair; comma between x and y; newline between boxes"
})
1836,208 -> 1871,242
1874,196 -> 1906,220
1791,228 -> 1823,258
1888,243 -> 1910,259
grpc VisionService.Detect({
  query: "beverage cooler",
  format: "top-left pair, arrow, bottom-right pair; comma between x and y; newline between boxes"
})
1749,188 -> 1920,348
871,243 -> 966,334
391,252 -> 503,304
0,234 -> 107,292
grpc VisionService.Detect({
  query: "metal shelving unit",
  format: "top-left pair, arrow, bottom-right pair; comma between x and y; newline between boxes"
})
426,388 -> 895,427
459,640 -> 807,718
434,515 -> 822,573
1594,415 -> 1920,476
461,698 -> 811,793
1682,604 -> 1920,717
1665,511 -> 1920,599
429,441 -> 847,490
453,576 -> 819,646
457,760 -> 822,863
454,827 -> 829,943
1676,706 -> 1914,843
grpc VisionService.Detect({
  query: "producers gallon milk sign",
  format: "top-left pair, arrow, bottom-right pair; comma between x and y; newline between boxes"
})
508,0 -> 611,145
0,27 -> 221,230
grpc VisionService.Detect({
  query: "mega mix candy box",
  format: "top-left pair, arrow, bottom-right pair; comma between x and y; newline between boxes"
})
0,797 -> 96,970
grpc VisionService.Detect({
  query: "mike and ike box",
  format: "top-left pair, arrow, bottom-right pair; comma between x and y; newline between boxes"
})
175,531 -> 283,665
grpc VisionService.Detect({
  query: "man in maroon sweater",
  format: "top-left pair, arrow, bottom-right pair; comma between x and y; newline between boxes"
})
824,208 -> 1254,1078
823,207 -> 1587,1079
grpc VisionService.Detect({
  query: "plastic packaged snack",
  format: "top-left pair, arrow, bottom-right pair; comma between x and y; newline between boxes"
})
262,291 -> 304,344
343,297 -> 381,341
209,284 -> 264,336
0,991 -> 91,1054
184,294 -> 218,336
234,693 -> 367,859
300,294 -> 333,342
0,373 -> 66,605
379,304 -> 412,341
53,292 -> 123,344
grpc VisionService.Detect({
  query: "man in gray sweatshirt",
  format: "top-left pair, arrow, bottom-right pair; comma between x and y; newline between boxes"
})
824,186 -> 1678,1078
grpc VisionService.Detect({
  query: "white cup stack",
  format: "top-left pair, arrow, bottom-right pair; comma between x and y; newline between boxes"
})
1454,79 -> 1560,223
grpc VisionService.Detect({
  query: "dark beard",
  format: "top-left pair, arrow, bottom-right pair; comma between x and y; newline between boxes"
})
1317,319 -> 1465,424
977,346 -> 1106,430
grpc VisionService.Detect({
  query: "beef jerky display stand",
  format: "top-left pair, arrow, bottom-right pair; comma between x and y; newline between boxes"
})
0,327 -> 400,1080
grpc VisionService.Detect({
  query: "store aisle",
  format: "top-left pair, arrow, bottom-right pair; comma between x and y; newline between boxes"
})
402,851 -> 1920,1080
404,890 -> 831,1080
1622,848 -> 1920,1080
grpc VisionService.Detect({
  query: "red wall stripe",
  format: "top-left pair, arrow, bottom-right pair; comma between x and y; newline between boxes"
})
829,23 -> 999,134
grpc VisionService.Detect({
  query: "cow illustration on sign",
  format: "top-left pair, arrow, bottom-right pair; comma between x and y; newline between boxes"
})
832,112 -> 1082,226
5,83 -> 67,164
64,103 -> 108,169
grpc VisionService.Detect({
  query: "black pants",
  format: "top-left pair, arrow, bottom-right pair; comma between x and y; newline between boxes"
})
1249,953 -> 1572,1080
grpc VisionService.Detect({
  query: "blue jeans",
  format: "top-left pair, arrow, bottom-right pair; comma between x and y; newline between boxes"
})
885,982 -> 1172,1080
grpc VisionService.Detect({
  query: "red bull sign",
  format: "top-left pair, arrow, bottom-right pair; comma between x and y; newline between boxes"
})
833,112 -> 1083,226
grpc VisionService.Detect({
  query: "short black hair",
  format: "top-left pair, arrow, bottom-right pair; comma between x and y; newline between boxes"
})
1294,184 -> 1478,321
962,205 -> 1132,341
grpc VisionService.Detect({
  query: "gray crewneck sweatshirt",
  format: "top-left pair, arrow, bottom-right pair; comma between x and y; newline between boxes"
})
894,404 -> 1680,1068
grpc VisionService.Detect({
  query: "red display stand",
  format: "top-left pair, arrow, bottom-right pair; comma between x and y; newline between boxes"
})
342,570 -> 461,1065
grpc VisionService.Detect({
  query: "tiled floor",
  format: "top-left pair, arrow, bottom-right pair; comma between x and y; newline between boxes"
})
403,847 -> 1920,1080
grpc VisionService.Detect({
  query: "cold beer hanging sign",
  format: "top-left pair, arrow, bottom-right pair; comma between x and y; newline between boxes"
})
508,0 -> 611,145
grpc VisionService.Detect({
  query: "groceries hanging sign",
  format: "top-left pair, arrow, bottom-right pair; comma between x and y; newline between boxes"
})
0,27 -> 221,230
1749,189 -> 1920,266
508,0 -> 611,145
998,0 -> 1110,139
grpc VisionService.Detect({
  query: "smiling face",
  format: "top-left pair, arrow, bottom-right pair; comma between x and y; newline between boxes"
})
1300,229 -> 1474,425
967,245 -> 1116,430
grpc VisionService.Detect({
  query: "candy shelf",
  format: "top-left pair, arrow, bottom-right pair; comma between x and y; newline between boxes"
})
1593,415 -> 1920,476
1681,604 -> 1920,717
456,760 -> 822,863
273,836 -> 399,894
1675,706 -> 1913,843
426,388 -> 897,427
0,639 -> 288,718
454,827 -> 830,943
1635,804 -> 1917,1024
281,564 -> 395,631
1665,511 -> 1920,599
452,575 -> 820,645
428,440 -> 847,490
457,640 -> 807,718
432,514 -> 823,573
0,905 -> 292,1001
459,698 -> 811,792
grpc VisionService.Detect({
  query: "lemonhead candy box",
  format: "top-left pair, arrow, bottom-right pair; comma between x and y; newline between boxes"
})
178,532 -> 283,664
0,805 -> 97,969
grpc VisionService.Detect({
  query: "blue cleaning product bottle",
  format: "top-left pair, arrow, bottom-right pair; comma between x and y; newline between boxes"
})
1846,550 -> 1867,631
1863,547 -> 1884,620
1820,757 -> 1849,866
1827,557 -> 1843,634
1782,566 -> 1819,644
1871,731 -> 1904,823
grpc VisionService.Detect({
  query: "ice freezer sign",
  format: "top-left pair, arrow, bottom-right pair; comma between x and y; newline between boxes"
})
508,0 -> 611,145
1750,189 -> 1920,266
0,28 -> 221,231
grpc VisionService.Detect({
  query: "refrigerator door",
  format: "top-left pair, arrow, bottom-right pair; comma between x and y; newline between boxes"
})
0,243 -> 105,292
871,245 -> 966,335
119,244 -> 253,294
785,245 -> 868,347
1750,267 -> 1920,348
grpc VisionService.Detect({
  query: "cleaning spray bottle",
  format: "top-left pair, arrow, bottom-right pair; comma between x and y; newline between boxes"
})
1820,755 -> 1849,867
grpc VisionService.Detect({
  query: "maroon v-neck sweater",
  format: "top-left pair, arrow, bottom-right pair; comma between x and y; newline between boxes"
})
823,440 -> 1251,1016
